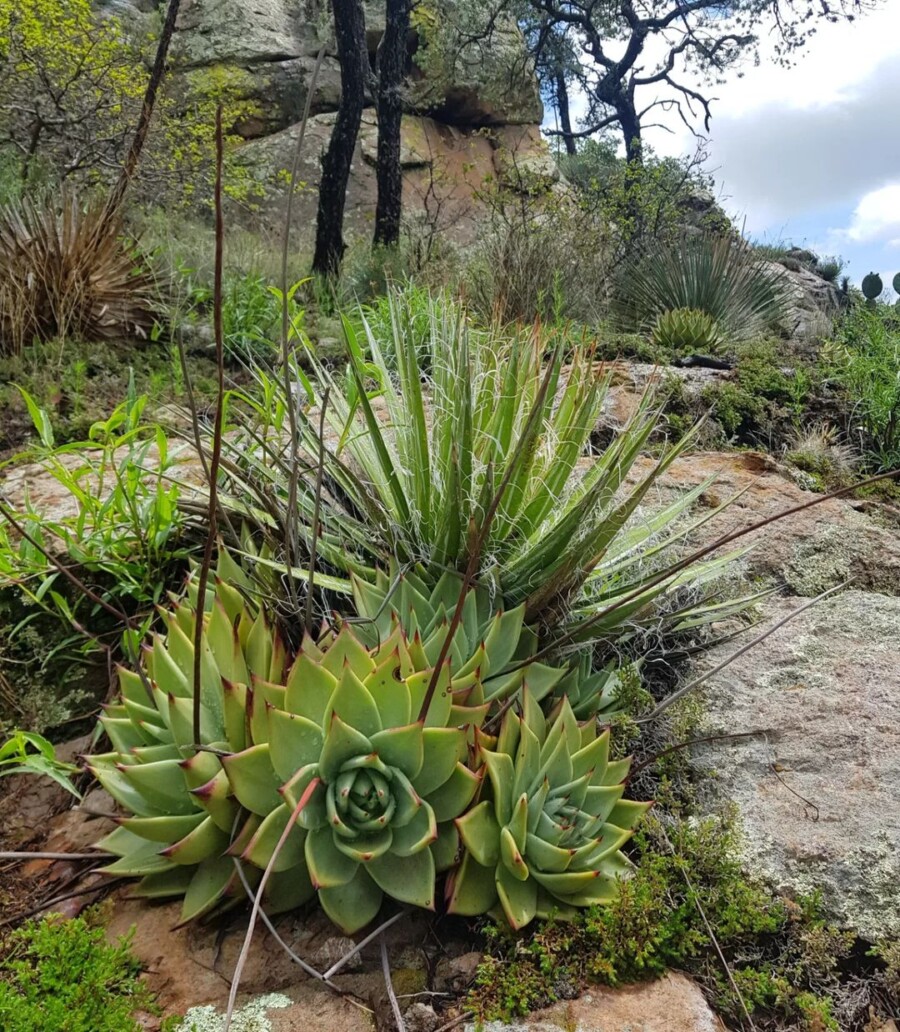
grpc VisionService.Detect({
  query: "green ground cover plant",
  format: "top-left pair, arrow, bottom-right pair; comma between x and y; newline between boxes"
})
0,381 -> 192,673
467,809 -> 895,1031
0,907 -> 157,1032
0,729 -> 81,795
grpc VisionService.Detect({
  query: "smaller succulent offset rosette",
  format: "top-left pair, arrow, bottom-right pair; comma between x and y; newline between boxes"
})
446,690 -> 650,929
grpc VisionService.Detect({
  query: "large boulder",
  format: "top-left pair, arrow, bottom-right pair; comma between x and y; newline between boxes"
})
233,111 -> 556,247
691,590 -> 900,943
167,0 -> 541,137
363,0 -> 542,126
171,0 -> 317,67
762,259 -> 842,341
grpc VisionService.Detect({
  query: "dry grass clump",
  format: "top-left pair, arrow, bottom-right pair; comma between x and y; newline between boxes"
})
0,190 -> 159,355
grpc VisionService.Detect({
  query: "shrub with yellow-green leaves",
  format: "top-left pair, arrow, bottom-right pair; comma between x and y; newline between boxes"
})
0,0 -> 257,204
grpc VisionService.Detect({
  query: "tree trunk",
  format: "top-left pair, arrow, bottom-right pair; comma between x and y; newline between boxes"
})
616,89 -> 644,250
555,72 -> 577,156
616,93 -> 643,167
373,0 -> 411,248
313,0 -> 368,277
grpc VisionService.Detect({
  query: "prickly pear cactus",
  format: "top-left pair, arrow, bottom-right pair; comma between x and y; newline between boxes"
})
862,272 -> 883,301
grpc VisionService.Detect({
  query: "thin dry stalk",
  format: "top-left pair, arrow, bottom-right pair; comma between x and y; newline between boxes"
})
280,46 -> 325,613
191,106 -> 227,745
223,777 -> 321,1032
381,936 -> 407,1032
305,386 -> 331,635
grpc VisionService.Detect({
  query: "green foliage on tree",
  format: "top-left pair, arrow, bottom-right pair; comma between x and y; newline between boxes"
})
0,0 -> 258,204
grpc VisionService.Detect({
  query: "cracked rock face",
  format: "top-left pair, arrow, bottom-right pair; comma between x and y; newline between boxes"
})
167,0 -> 541,136
692,590 -> 900,942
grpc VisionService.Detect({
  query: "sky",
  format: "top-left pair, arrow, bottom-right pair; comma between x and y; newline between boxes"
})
566,4 -> 900,291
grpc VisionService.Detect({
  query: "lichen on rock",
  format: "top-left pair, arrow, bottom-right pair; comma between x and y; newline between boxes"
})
169,993 -> 292,1032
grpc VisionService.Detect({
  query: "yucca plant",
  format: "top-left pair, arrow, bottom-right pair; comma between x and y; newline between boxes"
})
615,233 -> 789,343
651,307 -> 724,354
447,688 -> 649,929
209,288 -> 749,650
85,563 -> 588,932
0,189 -> 158,355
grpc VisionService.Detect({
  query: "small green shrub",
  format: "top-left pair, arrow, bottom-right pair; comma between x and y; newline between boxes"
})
822,304 -> 900,470
0,384 -> 189,654
0,729 -> 81,796
559,143 -> 731,257
785,424 -> 857,486
357,281 -> 437,367
815,258 -> 843,284
0,909 -> 156,1032
695,342 -> 814,445
463,186 -> 611,325
221,273 -> 280,362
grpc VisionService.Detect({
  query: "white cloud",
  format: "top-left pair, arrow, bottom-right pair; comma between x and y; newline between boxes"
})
635,6 -> 900,232
836,183 -> 900,244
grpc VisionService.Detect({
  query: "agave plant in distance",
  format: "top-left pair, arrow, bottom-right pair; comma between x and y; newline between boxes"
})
87,560 -> 648,933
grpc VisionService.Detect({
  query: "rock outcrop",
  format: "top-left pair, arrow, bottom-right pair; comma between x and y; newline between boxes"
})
691,591 -> 900,943
149,0 -> 547,246
169,0 -> 541,137
464,974 -> 726,1032
764,259 -> 842,341
614,446 -> 900,943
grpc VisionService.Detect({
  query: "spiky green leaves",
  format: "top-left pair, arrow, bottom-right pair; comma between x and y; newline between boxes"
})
447,691 -> 650,930
651,307 -> 724,354
89,570 -> 649,934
